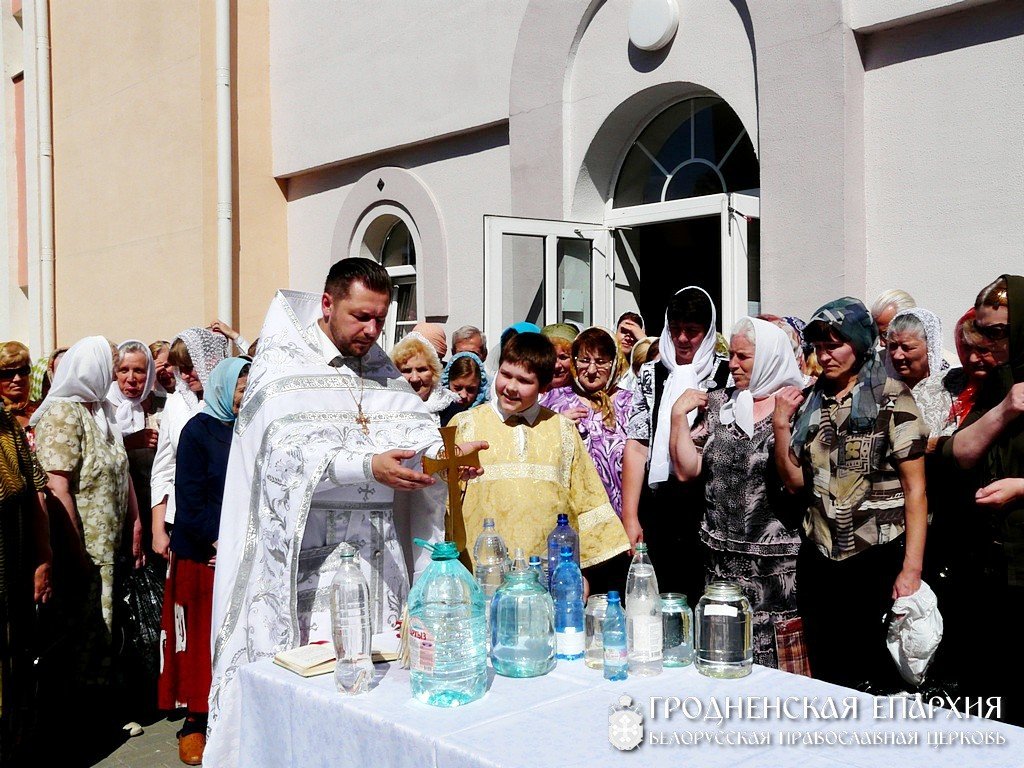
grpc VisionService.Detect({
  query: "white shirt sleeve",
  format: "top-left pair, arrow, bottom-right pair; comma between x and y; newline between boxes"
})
150,393 -> 201,524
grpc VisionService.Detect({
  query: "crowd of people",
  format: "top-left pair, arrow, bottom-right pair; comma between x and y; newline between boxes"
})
0,266 -> 1021,766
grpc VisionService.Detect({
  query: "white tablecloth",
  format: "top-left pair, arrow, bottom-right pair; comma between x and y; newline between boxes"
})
237,659 -> 1023,768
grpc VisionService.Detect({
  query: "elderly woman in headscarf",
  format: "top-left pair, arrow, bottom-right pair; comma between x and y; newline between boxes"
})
622,286 -> 729,601
671,317 -> 805,668
541,323 -> 579,391
771,298 -> 928,691
31,337 -> 143,705
944,275 -> 1024,725
150,328 -> 229,558
0,404 -> 50,762
886,307 -> 954,442
540,327 -> 632,517
158,358 -> 249,765
391,332 -> 459,424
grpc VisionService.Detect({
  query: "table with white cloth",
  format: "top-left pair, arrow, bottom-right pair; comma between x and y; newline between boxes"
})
237,658 -> 1023,768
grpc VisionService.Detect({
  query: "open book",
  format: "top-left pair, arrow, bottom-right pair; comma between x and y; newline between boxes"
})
273,637 -> 401,677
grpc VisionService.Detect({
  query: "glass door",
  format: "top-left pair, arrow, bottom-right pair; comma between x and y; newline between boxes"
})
483,216 -> 612,345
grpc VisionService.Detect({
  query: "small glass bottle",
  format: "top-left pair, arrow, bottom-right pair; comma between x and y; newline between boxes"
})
584,594 -> 609,670
695,581 -> 752,679
660,593 -> 693,667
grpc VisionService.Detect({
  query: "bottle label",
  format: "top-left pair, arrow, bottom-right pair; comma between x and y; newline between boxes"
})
604,645 -> 628,664
556,628 -> 585,656
630,615 -> 663,658
704,604 -> 738,618
407,617 -> 435,673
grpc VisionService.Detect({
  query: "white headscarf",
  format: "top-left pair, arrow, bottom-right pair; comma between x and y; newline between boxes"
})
30,335 -> 119,439
649,286 -> 719,486
105,339 -> 156,436
174,327 -> 230,411
890,307 -> 947,378
719,318 -> 804,438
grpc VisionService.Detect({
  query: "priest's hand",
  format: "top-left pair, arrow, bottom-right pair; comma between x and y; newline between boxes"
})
456,441 -> 489,480
372,450 -> 437,490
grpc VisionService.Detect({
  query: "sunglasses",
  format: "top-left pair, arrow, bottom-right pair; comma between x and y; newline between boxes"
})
0,365 -> 31,381
975,321 -> 1009,341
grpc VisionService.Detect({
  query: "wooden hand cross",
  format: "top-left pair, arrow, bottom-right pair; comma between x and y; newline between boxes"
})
422,426 -> 482,539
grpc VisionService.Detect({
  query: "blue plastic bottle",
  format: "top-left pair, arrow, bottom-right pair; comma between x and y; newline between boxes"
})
528,555 -> 544,586
406,539 -> 488,707
602,590 -> 628,681
546,514 -> 579,589
550,544 -> 585,660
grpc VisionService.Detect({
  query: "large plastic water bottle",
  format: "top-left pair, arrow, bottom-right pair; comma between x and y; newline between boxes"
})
407,539 -> 488,707
602,590 -> 628,681
550,544 -> 585,661
626,542 -> 663,676
546,514 -> 579,589
490,565 -> 555,677
473,518 -> 509,600
329,543 -> 373,694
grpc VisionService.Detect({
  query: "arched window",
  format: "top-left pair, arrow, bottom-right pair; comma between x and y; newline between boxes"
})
613,97 -> 758,208
353,206 -> 420,348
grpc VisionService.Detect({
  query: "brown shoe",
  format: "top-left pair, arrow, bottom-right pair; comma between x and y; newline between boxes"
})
179,732 -> 206,765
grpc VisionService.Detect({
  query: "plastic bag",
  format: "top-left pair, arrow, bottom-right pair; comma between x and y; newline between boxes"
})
115,560 -> 165,678
886,581 -> 943,686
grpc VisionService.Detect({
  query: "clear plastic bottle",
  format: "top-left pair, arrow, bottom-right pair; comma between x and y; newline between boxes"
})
584,594 -> 609,669
490,567 -> 555,677
626,542 -> 663,676
473,518 -> 509,600
602,590 -> 628,681
329,543 -> 373,694
407,539 -> 488,707
528,555 -> 544,586
511,547 -> 528,573
546,514 -> 579,589
550,544 -> 585,661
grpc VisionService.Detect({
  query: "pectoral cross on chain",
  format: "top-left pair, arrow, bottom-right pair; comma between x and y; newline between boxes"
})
422,426 -> 482,540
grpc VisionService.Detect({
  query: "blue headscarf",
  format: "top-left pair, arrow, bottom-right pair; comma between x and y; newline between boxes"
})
499,321 -> 542,351
441,351 -> 489,407
202,357 -> 250,424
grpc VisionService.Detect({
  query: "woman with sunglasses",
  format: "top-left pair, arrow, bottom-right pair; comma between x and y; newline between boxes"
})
945,274 -> 1024,725
0,342 -> 38,443
541,327 -> 632,518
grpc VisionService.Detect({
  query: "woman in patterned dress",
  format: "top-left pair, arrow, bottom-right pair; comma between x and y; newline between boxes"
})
669,317 -> 805,667
541,327 -> 632,517
31,337 -> 142,705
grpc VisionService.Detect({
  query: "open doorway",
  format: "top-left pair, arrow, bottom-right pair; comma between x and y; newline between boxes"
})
616,217 -> 722,337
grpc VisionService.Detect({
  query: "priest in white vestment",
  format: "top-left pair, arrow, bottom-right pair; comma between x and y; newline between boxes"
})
205,259 -> 482,768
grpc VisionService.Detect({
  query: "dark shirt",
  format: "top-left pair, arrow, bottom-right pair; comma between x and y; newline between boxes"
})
170,412 -> 233,562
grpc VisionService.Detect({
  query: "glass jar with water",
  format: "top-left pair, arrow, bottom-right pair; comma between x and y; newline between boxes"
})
490,567 -> 555,677
694,581 -> 752,678
584,594 -> 608,669
660,593 -> 693,667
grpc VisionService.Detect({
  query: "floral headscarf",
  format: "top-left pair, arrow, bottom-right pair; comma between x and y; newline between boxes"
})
174,327 -> 230,411
890,307 -> 948,379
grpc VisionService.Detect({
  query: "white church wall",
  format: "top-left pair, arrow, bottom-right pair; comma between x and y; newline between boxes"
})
269,0 -> 528,178
862,1 -> 1024,347
285,127 -> 511,337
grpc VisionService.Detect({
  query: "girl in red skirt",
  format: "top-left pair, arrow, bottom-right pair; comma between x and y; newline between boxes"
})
159,358 -> 249,765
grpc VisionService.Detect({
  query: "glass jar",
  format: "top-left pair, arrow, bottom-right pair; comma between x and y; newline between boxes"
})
660,593 -> 693,667
490,568 -> 556,678
584,594 -> 608,669
694,581 -> 752,678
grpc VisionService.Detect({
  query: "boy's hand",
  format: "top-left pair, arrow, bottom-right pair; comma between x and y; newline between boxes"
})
455,441 -> 489,480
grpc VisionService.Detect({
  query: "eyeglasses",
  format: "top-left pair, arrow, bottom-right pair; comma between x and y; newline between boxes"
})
974,321 -> 1009,341
0,365 -> 31,381
574,357 -> 613,371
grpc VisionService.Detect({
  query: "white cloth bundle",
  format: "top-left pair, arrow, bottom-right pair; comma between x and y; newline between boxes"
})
886,581 -> 943,686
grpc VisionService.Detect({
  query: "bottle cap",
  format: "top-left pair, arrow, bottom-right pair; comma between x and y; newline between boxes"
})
338,542 -> 357,559
635,542 -> 648,554
414,538 -> 460,561
560,544 -> 573,558
557,513 -> 569,525
482,518 -> 495,529
607,590 -> 620,602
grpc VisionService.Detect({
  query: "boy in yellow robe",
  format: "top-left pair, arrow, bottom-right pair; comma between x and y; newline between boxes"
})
449,332 -> 629,580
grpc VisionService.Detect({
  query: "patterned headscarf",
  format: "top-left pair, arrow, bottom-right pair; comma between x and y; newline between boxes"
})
791,298 -> 888,458
569,326 -> 627,430
174,327 -> 230,410
890,307 -> 948,378
441,351 -> 489,407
